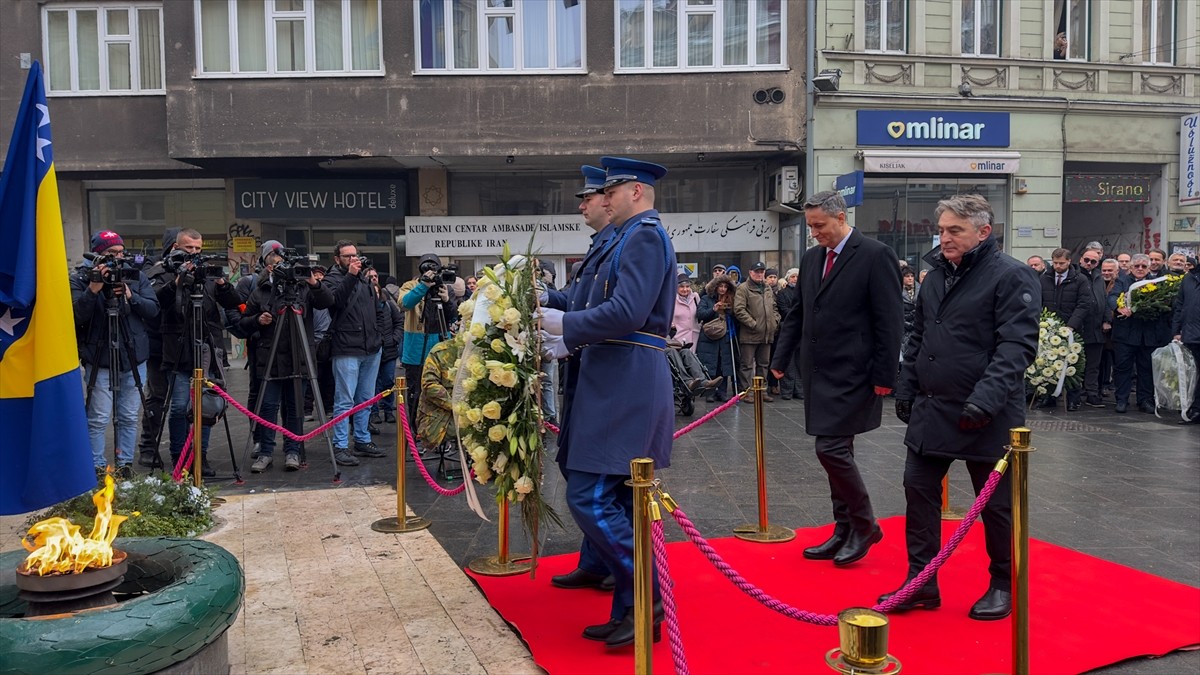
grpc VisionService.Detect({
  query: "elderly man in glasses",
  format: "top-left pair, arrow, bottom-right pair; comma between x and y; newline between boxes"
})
1108,253 -> 1173,413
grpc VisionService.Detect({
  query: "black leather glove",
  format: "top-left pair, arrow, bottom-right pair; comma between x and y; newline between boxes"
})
895,399 -> 912,424
958,402 -> 992,431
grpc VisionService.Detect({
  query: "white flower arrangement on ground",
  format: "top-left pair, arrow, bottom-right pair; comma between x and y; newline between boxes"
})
453,244 -> 561,538
1025,309 -> 1085,400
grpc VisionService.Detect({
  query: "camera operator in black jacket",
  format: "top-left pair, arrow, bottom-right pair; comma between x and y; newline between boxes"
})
237,241 -> 335,472
154,228 -> 242,473
71,230 -> 159,479
136,228 -> 180,468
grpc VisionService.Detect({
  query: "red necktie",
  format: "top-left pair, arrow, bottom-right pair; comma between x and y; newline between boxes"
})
823,249 -> 837,279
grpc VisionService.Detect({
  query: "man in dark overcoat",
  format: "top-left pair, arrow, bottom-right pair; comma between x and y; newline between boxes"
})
884,194 -> 1039,621
1037,247 -> 1093,410
770,190 -> 902,566
1109,253 -> 1173,413
541,157 -> 677,649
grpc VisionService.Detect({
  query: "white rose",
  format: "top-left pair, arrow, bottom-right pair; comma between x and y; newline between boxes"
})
514,475 -> 534,494
1066,367 -> 1076,376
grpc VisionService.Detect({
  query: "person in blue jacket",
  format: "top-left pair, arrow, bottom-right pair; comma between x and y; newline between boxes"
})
541,156 -> 677,649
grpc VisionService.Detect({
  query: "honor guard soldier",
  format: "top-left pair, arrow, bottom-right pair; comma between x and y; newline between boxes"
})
540,157 -> 677,648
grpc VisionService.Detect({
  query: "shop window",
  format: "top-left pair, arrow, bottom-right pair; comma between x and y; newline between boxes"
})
961,0 -> 1000,57
1052,0 -> 1088,60
43,4 -> 164,95
196,0 -> 382,76
88,189 -> 227,255
616,0 -> 784,72
864,0 -> 905,54
1140,0 -> 1175,65
417,0 -> 584,73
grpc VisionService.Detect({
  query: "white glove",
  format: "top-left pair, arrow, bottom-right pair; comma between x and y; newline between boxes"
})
541,332 -> 570,360
538,290 -> 549,305
540,307 -> 565,336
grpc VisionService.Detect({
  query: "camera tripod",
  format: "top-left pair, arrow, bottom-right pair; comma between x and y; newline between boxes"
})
83,285 -> 148,469
240,281 -> 337,476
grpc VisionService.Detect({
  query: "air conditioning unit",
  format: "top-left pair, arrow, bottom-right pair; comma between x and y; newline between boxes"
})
767,166 -> 802,214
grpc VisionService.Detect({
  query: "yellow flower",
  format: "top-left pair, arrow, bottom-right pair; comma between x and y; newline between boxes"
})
491,338 -> 507,353
463,377 -> 478,393
469,322 -> 486,338
465,408 -> 483,424
502,307 -> 521,326
488,304 -> 504,322
484,284 -> 502,301
492,454 -> 509,473
482,401 -> 503,420
514,475 -> 534,494
489,368 -> 518,388
1140,284 -> 1156,293
488,424 -> 508,442
458,299 -> 475,318
469,446 -> 488,462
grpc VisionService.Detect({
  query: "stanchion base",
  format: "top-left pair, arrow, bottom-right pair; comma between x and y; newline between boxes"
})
210,496 -> 227,505
732,523 -> 796,543
468,555 -> 533,576
371,516 -> 431,533
940,507 -> 966,521
825,649 -> 901,674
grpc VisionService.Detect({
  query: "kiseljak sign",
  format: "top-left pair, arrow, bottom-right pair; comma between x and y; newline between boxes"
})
858,110 -> 1010,147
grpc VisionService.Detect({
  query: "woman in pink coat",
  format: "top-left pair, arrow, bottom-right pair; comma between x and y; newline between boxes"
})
672,274 -> 700,350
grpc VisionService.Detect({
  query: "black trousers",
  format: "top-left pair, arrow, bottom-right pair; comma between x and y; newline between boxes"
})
137,354 -> 168,453
903,448 -> 1012,591
403,363 -> 422,428
815,435 -> 875,535
1187,343 -> 1200,416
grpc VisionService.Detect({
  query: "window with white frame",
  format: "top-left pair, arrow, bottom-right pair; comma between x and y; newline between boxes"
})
1141,0 -> 1175,64
961,0 -> 999,56
196,0 -> 382,76
864,0 -> 905,53
417,0 -> 584,72
615,0 -> 784,72
1052,0 -> 1088,60
43,4 -> 164,95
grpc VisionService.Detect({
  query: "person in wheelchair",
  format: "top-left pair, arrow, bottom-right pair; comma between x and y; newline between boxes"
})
666,327 -> 722,394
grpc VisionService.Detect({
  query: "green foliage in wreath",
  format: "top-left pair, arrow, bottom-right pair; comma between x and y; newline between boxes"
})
24,473 -> 217,538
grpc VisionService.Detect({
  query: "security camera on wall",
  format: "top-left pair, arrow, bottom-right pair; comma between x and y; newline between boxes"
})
768,166 -> 803,214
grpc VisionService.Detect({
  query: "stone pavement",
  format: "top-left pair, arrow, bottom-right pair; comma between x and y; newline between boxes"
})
4,358 -> 1199,673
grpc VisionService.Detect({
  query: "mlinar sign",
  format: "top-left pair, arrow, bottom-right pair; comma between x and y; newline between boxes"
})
857,110 -> 1010,147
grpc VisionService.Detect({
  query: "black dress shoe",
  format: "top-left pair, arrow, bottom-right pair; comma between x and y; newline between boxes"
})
1115,401 -> 1128,413
968,588 -> 1012,621
1138,401 -> 1156,414
833,525 -> 883,566
601,574 -> 615,591
877,580 -> 941,612
601,607 -> 663,648
551,567 -> 610,590
367,423 -> 381,435
802,530 -> 848,560
1067,402 -> 1080,412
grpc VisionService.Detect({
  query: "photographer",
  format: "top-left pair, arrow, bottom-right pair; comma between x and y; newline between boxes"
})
366,268 -> 404,427
321,240 -> 385,466
155,228 -> 242,474
136,228 -> 180,468
71,231 -> 159,479
238,241 -> 334,472
399,253 -> 459,426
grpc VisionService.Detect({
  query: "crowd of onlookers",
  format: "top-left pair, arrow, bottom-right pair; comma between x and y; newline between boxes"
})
72,227 -> 1200,480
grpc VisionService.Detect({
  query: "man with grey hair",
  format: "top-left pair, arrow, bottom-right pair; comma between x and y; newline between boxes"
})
1108,253 -> 1172,413
885,194 -> 1039,621
1076,243 -> 1108,406
771,189 -> 902,566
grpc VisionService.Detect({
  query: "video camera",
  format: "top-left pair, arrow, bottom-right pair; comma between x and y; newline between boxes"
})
164,249 -> 229,285
272,247 -> 319,284
82,252 -> 135,286
419,259 -> 458,286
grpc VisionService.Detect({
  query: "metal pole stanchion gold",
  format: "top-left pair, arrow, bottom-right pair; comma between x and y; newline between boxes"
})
192,368 -> 204,488
1008,427 -> 1034,675
372,376 -> 430,534
468,499 -> 532,576
940,474 -> 965,521
630,458 -> 655,675
734,376 -> 795,543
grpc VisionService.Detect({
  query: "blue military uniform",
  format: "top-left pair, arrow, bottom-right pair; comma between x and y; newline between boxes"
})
554,157 -> 677,626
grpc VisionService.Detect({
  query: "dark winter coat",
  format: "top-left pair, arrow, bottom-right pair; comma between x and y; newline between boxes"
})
1038,265 -> 1092,331
1172,271 -> 1200,344
156,274 -> 242,372
71,266 -> 159,370
897,236 -> 1040,462
696,275 -> 737,378
772,228 -> 903,437
322,265 -> 383,357
1108,275 -> 1172,347
1077,266 -> 1109,344
237,275 -> 335,379
376,289 -> 405,362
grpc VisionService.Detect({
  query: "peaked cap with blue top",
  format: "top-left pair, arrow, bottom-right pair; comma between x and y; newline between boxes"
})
575,165 -> 607,198
601,156 -> 668,188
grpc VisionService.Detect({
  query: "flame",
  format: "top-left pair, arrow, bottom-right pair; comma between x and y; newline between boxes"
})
21,473 -> 128,575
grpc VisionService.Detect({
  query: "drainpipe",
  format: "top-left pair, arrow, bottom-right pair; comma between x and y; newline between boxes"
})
805,0 -> 816,202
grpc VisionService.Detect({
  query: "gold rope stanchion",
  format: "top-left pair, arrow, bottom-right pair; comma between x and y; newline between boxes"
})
1008,427 -> 1034,675
940,474 -> 965,521
192,368 -> 204,488
372,376 -> 430,534
825,607 -> 901,674
468,499 -> 532,576
734,375 -> 795,543
630,458 -> 656,675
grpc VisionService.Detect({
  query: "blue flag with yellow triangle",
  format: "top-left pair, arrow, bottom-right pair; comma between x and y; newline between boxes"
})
0,62 -> 95,515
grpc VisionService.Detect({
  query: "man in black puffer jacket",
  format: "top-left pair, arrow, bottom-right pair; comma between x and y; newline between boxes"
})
321,240 -> 385,466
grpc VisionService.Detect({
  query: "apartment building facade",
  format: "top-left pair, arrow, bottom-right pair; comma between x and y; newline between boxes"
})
811,0 -> 1200,266
0,0 -> 807,281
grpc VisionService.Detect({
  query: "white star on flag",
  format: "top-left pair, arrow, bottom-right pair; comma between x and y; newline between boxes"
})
35,103 -> 51,161
0,308 -> 27,336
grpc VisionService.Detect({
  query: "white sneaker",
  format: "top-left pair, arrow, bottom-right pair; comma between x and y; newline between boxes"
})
250,455 -> 273,473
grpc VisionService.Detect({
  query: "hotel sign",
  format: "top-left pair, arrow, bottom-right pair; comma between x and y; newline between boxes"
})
1064,175 -> 1153,203
234,179 -> 405,219
857,110 -> 1011,147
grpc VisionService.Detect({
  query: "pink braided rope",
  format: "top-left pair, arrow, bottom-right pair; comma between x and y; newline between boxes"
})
542,389 -> 746,439
652,519 -> 689,675
172,431 -> 193,482
668,467 -> 1005,624
397,399 -> 467,497
208,382 -> 386,442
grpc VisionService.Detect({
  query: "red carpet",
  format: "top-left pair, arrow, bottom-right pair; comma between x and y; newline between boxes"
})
467,516 -> 1200,674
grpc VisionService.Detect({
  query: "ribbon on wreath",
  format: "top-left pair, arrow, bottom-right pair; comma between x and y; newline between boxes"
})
1123,274 -> 1169,313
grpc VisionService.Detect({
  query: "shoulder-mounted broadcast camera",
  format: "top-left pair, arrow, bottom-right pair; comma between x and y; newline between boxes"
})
419,259 -> 457,287
272,247 -> 319,284
81,252 -> 137,287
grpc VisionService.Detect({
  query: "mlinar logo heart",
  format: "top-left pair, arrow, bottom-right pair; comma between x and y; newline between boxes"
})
887,122 -> 905,138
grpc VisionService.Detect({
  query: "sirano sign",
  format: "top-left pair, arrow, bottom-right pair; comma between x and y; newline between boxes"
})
1065,175 -> 1153,203
1182,113 -> 1199,207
